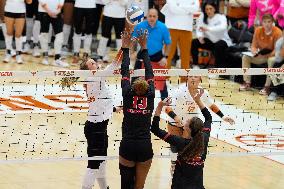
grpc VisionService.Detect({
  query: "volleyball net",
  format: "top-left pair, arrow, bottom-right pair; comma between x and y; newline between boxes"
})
0,68 -> 283,164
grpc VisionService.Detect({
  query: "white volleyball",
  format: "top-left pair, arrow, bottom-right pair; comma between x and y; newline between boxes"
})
126,6 -> 144,25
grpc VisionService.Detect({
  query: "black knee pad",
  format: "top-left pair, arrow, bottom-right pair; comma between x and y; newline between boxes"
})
119,163 -> 135,189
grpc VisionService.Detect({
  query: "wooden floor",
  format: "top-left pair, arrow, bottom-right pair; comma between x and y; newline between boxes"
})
0,51 -> 283,189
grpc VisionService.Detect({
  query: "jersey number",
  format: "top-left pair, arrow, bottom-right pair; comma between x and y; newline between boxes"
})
132,96 -> 147,109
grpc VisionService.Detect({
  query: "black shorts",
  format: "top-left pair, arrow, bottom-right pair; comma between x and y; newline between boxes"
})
84,120 -> 109,169
119,139 -> 153,162
38,12 -> 63,34
65,0 -> 75,3
4,12 -> 25,19
73,7 -> 96,34
26,0 -> 38,19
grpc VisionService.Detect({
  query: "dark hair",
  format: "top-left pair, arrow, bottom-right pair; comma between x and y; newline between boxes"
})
180,117 -> 204,161
262,13 -> 274,23
79,58 -> 89,70
202,0 -> 219,24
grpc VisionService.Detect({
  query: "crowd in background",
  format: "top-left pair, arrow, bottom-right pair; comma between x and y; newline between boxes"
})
0,0 -> 283,101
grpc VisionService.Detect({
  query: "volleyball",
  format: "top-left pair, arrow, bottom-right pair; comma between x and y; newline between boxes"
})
126,6 -> 144,25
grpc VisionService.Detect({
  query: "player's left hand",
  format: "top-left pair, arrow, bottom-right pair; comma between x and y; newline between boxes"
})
222,116 -> 235,125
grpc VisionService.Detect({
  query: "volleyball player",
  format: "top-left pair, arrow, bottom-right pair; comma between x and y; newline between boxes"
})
61,0 -> 74,55
72,0 -> 96,64
23,0 -> 41,57
165,76 -> 235,175
152,90 -> 211,189
76,57 -> 122,189
3,0 -> 32,64
38,0 -> 69,67
119,30 -> 154,189
96,0 -> 127,62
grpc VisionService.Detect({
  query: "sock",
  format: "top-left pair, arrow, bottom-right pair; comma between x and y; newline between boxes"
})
5,35 -> 13,51
119,163 -> 135,189
116,39 -> 122,50
26,18 -> 34,41
54,32 -> 63,55
82,168 -> 96,189
40,33 -> 49,54
63,24 -> 71,46
97,37 -> 109,57
84,34 -> 92,55
97,161 -> 107,189
2,23 -> 7,40
15,37 -> 23,53
33,20 -> 41,44
73,33 -> 81,54
48,24 -> 53,44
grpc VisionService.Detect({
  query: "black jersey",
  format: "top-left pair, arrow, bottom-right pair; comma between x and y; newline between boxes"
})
151,107 -> 212,189
121,48 -> 155,140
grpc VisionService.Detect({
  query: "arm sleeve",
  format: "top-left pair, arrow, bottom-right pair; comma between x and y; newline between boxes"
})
151,116 -> 189,147
121,48 -> 131,96
200,107 -> 212,160
207,15 -> 228,33
248,0 -> 257,28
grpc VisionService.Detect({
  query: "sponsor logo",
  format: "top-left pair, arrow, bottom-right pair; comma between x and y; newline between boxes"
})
0,71 -> 13,77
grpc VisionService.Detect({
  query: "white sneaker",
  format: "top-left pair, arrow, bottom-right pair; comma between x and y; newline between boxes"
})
23,42 -> 31,54
16,55 -> 23,64
3,53 -> 11,63
41,57 -> 49,65
53,59 -> 69,67
267,92 -> 278,101
32,46 -> 41,57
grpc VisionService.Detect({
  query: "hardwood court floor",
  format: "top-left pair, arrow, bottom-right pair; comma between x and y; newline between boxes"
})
0,51 -> 283,189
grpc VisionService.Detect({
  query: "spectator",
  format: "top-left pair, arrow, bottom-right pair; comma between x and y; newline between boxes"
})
38,0 -> 69,67
248,0 -> 274,29
191,0 -> 232,69
240,14 -> 282,94
61,0 -> 75,55
227,0 -> 250,25
133,8 -> 171,100
23,0 -> 41,57
162,0 -> 199,83
96,0 -> 128,62
267,31 -> 284,101
3,0 -> 32,64
72,0 -> 96,63
271,0 -> 284,29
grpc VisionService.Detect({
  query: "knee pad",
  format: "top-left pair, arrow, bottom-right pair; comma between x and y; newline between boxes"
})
54,32 -> 64,54
119,163 -> 135,189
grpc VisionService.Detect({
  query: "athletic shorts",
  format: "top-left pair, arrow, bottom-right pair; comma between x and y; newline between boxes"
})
119,139 -> 153,162
65,0 -> 75,3
84,120 -> 109,169
38,12 -> 63,34
26,0 -> 38,18
4,12 -> 25,19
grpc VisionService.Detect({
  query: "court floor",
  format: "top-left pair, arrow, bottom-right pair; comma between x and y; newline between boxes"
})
0,51 -> 283,189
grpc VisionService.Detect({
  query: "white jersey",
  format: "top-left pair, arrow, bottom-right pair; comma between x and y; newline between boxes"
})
102,0 -> 128,18
164,84 -> 213,125
75,0 -> 96,8
38,0 -> 65,13
5,0 -> 26,13
86,63 -> 117,123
